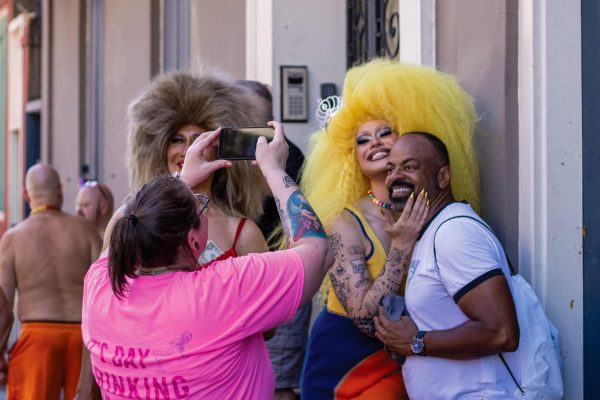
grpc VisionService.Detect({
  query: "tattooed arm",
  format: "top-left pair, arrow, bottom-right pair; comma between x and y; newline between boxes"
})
328,191 -> 428,336
254,122 -> 329,306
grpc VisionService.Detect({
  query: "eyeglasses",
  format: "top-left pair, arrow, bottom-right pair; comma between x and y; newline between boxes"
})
194,193 -> 210,216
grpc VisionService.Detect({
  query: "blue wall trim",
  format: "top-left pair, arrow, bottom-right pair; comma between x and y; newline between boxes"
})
582,0 -> 600,395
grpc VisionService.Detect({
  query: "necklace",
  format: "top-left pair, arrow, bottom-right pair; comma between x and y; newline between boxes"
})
136,267 -> 173,276
30,205 -> 61,216
368,190 -> 392,209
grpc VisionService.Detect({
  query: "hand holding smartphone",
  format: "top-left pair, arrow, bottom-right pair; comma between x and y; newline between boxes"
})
218,127 -> 275,160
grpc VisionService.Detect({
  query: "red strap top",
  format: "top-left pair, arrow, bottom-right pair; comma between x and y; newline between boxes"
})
211,218 -> 248,262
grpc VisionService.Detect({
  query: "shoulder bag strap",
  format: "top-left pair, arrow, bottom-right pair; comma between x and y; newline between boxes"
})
433,215 -> 523,395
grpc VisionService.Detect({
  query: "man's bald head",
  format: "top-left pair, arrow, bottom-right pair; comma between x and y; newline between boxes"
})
76,182 -> 114,228
24,164 -> 63,207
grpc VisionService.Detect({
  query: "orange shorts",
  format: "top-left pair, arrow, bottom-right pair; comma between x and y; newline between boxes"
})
7,321 -> 83,400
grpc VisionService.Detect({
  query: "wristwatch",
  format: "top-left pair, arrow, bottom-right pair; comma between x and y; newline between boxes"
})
410,331 -> 427,355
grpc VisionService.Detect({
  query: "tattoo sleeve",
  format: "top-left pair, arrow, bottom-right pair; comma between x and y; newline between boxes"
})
282,175 -> 297,188
327,225 -> 412,337
275,197 -> 292,244
286,190 -> 327,241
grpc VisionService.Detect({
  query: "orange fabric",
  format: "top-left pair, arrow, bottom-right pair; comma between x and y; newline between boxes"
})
334,350 -> 408,400
7,322 -> 83,400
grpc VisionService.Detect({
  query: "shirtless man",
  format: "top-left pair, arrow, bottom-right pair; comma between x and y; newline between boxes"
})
0,164 -> 100,400
75,181 -> 114,241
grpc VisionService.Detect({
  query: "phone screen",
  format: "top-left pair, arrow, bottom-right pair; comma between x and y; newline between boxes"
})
218,127 -> 275,160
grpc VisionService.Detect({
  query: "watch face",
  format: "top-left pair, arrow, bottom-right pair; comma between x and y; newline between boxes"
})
411,338 -> 424,354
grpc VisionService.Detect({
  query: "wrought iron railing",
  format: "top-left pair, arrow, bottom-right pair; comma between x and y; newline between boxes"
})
347,0 -> 400,68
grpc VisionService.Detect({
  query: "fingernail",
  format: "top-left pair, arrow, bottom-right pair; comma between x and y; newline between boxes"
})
409,192 -> 414,200
425,191 -> 429,198
419,188 -> 425,196
426,199 -> 430,207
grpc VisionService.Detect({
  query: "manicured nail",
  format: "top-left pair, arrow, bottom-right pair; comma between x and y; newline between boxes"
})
409,192 -> 414,200
425,191 -> 429,198
419,188 -> 425,196
426,199 -> 430,207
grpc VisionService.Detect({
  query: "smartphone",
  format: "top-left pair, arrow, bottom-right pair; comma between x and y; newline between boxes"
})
218,127 -> 275,160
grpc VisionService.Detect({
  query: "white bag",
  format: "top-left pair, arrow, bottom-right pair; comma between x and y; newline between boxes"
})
435,216 -> 564,399
501,274 -> 563,399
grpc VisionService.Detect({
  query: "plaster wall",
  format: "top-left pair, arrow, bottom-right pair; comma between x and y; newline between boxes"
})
190,0 -> 246,79
49,0 -> 82,214
102,0 -> 153,204
436,0 -> 520,266
271,0 -> 346,154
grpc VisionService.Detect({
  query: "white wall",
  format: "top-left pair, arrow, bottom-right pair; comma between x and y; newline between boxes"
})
191,0 -> 246,79
103,0 -> 153,204
518,1 -> 583,398
271,0 -> 346,155
48,0 -> 82,213
246,0 -> 272,85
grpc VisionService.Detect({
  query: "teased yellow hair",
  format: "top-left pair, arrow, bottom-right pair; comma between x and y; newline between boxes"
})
302,59 -> 481,230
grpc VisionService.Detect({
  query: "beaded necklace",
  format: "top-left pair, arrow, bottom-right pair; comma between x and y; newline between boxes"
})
30,205 -> 61,216
367,190 -> 392,209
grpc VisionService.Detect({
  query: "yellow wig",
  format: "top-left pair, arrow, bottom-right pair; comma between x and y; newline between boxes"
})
302,59 -> 481,230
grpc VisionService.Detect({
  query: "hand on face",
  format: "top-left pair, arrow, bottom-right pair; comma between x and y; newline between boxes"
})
252,121 -> 288,172
374,306 -> 418,356
179,128 -> 232,188
383,189 -> 429,244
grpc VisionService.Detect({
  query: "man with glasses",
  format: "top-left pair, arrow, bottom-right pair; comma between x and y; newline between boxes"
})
0,164 -> 100,399
76,181 -> 114,242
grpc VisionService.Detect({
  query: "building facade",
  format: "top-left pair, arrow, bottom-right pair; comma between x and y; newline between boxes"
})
0,0 -> 596,398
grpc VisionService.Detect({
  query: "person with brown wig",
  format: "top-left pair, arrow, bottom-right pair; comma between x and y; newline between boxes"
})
124,70 -> 270,263
81,123 -> 330,399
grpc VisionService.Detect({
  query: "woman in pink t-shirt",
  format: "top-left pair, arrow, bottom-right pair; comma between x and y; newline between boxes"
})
81,124 -> 330,400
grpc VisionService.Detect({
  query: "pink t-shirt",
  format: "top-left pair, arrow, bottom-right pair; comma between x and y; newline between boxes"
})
81,249 -> 304,400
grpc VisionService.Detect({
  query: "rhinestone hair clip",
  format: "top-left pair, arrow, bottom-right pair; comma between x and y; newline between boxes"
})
316,95 -> 343,131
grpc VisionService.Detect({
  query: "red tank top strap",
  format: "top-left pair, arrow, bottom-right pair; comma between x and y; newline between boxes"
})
232,218 -> 248,248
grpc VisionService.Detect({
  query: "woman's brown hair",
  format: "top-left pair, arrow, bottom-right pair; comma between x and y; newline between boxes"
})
109,175 -> 200,297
